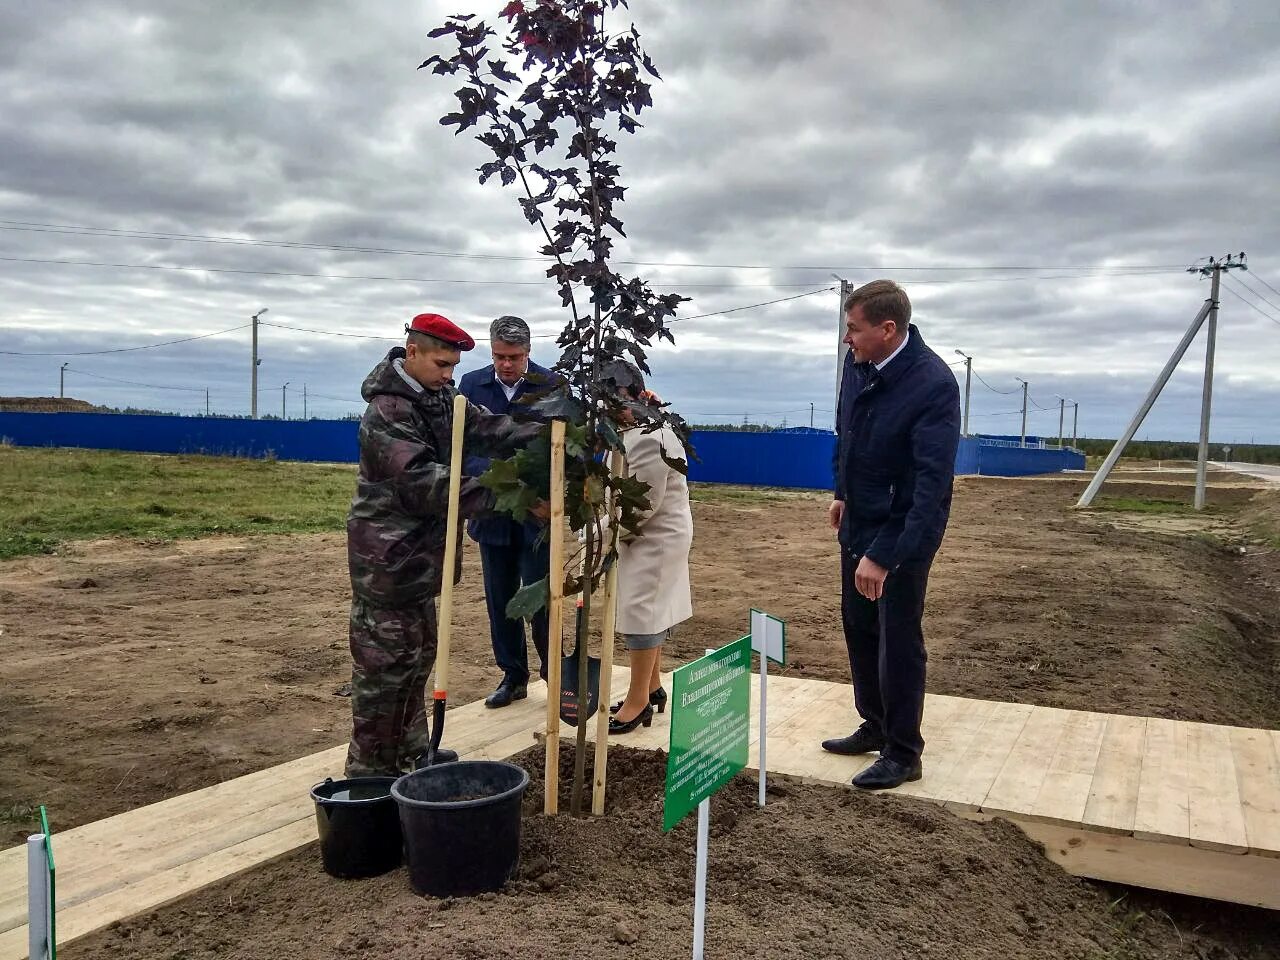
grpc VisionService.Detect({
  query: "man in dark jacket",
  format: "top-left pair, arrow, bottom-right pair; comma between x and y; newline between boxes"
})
345,312 -> 546,777
822,279 -> 961,789
458,315 -> 556,708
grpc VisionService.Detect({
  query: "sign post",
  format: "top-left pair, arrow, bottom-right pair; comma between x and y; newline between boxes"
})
664,637 -> 751,960
749,610 -> 786,807
27,805 -> 55,960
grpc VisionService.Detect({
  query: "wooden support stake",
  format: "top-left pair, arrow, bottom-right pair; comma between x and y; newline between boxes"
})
592,451 -> 624,815
543,419 -> 567,816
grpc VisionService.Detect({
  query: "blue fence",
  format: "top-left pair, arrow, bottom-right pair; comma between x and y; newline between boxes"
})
0,411 -> 1083,486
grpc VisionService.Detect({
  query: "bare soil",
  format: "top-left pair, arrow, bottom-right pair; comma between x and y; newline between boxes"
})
68,746 -> 1278,960
2,473 -> 1278,957
0,396 -> 95,413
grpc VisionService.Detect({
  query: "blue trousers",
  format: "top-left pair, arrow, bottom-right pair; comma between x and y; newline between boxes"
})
479,530 -> 550,685
841,549 -> 932,765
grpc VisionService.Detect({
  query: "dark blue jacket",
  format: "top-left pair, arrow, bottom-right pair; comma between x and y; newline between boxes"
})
458,360 -> 556,546
833,325 -> 961,570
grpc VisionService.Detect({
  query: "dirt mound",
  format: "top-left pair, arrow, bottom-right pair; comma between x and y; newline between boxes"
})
0,395 -> 96,413
71,745 -> 1239,960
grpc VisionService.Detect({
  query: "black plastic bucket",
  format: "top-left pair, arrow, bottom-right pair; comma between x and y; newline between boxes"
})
310,776 -> 401,879
391,760 -> 530,897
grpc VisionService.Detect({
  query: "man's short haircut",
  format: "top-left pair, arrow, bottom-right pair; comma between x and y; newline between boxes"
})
406,330 -> 456,353
490,315 -> 531,349
844,279 -> 911,330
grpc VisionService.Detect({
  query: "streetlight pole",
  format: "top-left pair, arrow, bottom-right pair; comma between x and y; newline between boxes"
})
1016,377 -> 1029,448
282,381 -> 290,421
60,362 -> 68,399
954,350 -> 972,437
1071,402 -> 1079,449
304,384 -> 308,421
1054,395 -> 1068,450
251,308 -> 268,419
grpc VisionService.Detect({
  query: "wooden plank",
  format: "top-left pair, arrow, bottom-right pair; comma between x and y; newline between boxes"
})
940,700 -> 1034,812
895,696 -> 999,803
0,817 -> 316,960
1133,717 -> 1190,844
996,818 -> 1280,911
759,685 -> 867,783
1027,710 -> 1108,826
982,706 -> 1071,817
1185,724 -> 1248,854
1081,713 -> 1147,835
1230,725 -> 1280,857
0,693 -> 543,933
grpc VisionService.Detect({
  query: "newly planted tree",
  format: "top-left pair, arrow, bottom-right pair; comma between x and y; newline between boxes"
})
423,0 -> 690,813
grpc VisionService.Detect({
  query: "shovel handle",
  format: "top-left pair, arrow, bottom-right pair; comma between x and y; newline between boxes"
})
434,392 -> 468,700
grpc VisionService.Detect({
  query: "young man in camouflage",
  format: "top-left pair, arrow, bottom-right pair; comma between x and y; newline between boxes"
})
345,312 -> 548,778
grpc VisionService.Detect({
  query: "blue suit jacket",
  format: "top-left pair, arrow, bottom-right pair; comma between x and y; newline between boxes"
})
458,360 -> 556,546
833,326 -> 961,570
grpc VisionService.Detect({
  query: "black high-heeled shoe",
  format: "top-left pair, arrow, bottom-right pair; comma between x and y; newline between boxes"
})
608,703 -> 654,734
609,686 -> 667,715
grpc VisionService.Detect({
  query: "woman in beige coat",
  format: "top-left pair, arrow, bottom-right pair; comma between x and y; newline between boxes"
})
609,376 -> 694,734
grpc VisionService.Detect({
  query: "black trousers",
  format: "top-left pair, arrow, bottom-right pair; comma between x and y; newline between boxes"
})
479,529 -> 550,686
841,548 -> 932,765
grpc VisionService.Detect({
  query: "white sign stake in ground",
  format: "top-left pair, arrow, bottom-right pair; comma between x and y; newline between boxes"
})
27,805 -> 55,960
749,609 -> 786,807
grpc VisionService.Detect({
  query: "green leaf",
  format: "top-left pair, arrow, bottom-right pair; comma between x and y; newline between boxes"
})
506,577 -> 548,621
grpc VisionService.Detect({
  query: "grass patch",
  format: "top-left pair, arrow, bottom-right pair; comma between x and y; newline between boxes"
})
0,447 -> 356,559
688,483 -> 819,505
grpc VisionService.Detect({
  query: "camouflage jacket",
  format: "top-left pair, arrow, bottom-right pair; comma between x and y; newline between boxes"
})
347,348 -> 544,607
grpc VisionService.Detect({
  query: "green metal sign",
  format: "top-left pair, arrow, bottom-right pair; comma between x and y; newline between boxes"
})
662,635 -> 751,832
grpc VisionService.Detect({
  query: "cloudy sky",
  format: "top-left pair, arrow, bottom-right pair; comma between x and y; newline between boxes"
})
2,1 -> 1278,443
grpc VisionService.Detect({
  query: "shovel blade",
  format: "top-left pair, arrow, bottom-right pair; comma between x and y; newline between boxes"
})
559,654 -> 601,725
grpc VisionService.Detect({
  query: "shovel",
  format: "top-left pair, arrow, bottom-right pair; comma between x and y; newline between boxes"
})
425,392 -> 468,766
559,593 -> 601,725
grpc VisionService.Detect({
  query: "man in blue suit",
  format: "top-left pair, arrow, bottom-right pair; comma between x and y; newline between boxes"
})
458,316 -> 555,708
822,280 -> 961,789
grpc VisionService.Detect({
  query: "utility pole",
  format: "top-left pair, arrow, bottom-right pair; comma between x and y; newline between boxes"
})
1016,377 -> 1029,448
303,384 -> 308,421
251,308 -> 268,419
60,362 -> 68,398
833,276 -> 851,416
1071,402 -> 1079,449
1077,253 -> 1246,509
1193,255 -> 1246,509
282,381 -> 290,420
1055,395 -> 1068,449
809,402 -> 814,429
206,388 -> 210,417
955,350 -> 972,437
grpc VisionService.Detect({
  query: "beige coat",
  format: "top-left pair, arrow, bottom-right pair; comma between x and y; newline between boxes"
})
616,424 -> 693,636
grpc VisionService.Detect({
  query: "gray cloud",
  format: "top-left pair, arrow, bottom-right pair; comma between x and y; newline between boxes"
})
1,0 -> 1278,445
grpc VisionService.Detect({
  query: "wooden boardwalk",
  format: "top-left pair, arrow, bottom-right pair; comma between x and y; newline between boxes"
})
3,672 -> 1278,957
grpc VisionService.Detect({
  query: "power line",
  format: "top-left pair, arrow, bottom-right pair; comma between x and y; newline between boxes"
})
65,366 -> 207,393
307,390 -> 364,405
972,370 -> 1021,394
671,286 -> 834,322
0,218 -> 1189,273
1227,273 -> 1280,315
0,323 -> 250,357
1248,271 -> 1280,302
261,321 -> 399,341
1221,281 -> 1280,328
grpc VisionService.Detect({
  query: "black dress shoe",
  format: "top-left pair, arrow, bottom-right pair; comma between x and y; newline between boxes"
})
484,679 -> 527,709
609,686 -> 668,715
821,725 -> 885,756
412,747 -> 459,769
608,703 -> 654,735
851,756 -> 922,790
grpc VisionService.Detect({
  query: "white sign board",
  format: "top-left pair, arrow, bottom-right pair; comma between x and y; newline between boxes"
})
749,609 -> 785,665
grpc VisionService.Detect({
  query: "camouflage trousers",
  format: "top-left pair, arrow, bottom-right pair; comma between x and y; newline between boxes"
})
345,595 -> 439,778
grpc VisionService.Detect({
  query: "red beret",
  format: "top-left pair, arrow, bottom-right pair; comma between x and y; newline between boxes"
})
406,313 -> 475,351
